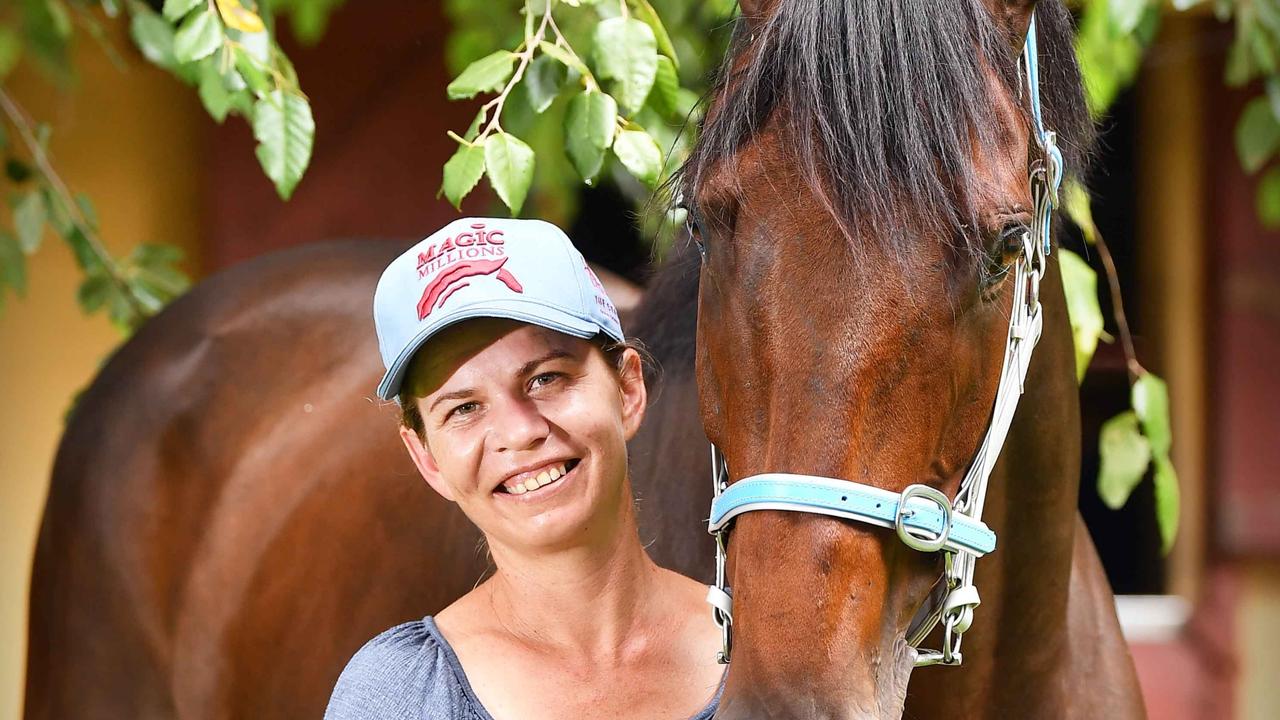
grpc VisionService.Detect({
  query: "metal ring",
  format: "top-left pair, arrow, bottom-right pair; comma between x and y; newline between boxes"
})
894,484 -> 953,553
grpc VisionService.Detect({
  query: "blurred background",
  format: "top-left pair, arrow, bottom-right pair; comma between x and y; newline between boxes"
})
0,1 -> 1278,718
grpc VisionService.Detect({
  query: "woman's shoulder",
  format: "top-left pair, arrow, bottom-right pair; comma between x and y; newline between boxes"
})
324,617 -> 484,720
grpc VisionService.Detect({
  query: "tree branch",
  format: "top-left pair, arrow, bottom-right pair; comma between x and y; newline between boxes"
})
1091,227 -> 1146,382
0,89 -> 145,323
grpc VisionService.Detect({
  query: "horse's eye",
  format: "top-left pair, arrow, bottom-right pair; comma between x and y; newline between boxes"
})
982,221 -> 1029,288
999,222 -> 1028,259
682,206 -> 707,260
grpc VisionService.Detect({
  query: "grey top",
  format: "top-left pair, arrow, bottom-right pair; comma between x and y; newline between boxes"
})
324,617 -> 724,720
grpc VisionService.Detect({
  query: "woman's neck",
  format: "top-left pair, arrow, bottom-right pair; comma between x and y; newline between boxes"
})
482,492 -> 669,662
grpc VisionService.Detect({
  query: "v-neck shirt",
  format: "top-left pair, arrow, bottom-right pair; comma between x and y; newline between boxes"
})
324,616 -> 724,720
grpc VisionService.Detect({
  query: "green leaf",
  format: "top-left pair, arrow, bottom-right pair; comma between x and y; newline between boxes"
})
1108,0 -> 1150,34
252,91 -> 315,200
0,231 -> 26,295
565,90 -> 617,182
1267,78 -> 1280,122
592,18 -> 658,114
198,61 -> 235,122
14,191 -> 46,253
129,244 -> 190,298
61,226 -> 101,272
173,10 -> 224,64
441,140 -> 487,209
1132,372 -> 1172,457
46,0 -> 72,38
1097,410 -> 1152,510
163,0 -> 203,22
3,159 -> 28,184
1059,249 -> 1105,382
539,41 -> 591,78
1153,455 -> 1180,554
499,82 -> 537,136
612,128 -> 662,187
631,0 -> 679,68
484,133 -> 535,215
131,243 -> 184,267
130,8 -> 178,68
524,54 -> 566,114
234,47 -> 271,96
76,272 -> 112,312
1062,180 -> 1099,245
1236,97 -> 1280,174
75,193 -> 98,231
0,26 -> 22,81
463,108 -> 488,142
648,55 -> 680,118
1259,166 -> 1280,228
447,50 -> 517,100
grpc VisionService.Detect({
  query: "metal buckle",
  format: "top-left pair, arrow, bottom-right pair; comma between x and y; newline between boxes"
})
711,530 -> 733,663
894,484 -> 953,553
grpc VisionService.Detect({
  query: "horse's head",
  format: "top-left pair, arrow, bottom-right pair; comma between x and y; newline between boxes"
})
682,0 -> 1090,717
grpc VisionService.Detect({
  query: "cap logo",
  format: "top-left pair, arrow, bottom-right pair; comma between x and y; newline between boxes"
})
583,262 -> 619,325
417,257 -> 524,320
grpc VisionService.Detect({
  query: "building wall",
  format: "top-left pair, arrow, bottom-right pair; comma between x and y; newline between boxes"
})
0,28 -> 206,719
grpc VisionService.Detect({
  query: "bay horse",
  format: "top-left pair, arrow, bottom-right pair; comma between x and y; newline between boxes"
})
23,1 -> 1143,719
681,0 -> 1144,716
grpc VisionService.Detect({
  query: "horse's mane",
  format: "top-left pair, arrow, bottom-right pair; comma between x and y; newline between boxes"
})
676,0 -> 1092,261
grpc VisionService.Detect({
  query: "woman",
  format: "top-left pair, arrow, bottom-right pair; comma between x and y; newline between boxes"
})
325,217 -> 724,719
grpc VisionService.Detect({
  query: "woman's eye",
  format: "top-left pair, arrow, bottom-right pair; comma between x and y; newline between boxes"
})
449,401 -> 479,418
530,372 -> 561,390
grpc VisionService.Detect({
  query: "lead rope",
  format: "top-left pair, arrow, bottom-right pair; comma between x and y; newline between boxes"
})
704,11 -> 1062,667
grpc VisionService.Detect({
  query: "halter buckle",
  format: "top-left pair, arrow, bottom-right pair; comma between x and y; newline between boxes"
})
894,484 -> 953,553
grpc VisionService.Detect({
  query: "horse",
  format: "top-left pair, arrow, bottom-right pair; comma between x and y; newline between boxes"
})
23,1 -> 1144,719
678,0 -> 1144,716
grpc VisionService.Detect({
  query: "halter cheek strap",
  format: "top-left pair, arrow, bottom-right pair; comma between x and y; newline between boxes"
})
704,11 -> 1063,669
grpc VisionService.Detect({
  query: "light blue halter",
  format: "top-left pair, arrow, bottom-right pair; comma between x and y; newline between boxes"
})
705,12 -> 1064,669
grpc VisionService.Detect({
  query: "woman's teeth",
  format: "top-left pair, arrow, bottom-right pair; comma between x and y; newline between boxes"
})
502,462 -> 569,495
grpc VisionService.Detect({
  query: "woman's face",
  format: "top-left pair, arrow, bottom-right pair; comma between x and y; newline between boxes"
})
398,319 -> 647,554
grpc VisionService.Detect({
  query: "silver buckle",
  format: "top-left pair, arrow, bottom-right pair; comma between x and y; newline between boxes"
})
894,484 -> 953,553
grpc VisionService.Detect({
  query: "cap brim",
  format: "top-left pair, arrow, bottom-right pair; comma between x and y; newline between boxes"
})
376,299 -> 603,400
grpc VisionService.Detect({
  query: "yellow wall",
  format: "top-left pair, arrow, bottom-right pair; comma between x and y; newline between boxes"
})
0,30 -> 205,720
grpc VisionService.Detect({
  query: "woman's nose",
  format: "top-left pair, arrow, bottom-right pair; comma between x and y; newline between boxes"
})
491,397 -> 551,452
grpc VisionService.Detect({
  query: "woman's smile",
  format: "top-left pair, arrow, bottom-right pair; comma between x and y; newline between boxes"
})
494,458 -> 583,500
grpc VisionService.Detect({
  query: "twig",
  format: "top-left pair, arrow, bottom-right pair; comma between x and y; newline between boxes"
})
0,89 -> 145,322
1092,227 -> 1145,382
476,0 -> 555,141
546,10 -> 600,92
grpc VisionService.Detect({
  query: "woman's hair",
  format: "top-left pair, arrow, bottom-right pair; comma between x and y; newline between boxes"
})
398,333 -> 653,443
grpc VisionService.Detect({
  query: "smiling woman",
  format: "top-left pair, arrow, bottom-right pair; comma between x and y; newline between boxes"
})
324,217 -> 724,720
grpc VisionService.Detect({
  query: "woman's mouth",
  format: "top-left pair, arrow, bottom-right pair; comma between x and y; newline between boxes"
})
496,458 -> 580,496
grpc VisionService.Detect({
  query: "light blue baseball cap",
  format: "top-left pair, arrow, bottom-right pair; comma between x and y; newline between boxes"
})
373,217 -> 626,400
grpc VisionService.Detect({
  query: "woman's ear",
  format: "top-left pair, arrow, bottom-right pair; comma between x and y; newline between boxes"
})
398,423 -> 456,502
617,348 -> 648,441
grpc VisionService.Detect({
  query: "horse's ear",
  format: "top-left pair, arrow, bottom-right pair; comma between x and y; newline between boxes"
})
737,0 -> 779,27
986,0 -> 1039,55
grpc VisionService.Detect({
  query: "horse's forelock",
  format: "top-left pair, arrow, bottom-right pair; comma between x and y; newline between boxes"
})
677,0 -> 1090,264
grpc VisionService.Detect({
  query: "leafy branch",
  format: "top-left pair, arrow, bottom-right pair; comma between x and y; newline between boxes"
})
440,0 -> 699,216
0,87 -> 146,324
0,0 -> 332,333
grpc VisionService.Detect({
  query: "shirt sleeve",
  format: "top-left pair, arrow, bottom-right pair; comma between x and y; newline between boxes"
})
324,620 -> 440,720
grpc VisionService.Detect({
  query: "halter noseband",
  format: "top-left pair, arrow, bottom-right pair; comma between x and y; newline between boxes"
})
704,12 -> 1064,668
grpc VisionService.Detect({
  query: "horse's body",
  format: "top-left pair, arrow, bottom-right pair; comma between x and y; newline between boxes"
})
26,0 -> 1145,718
